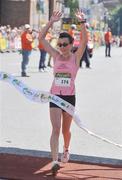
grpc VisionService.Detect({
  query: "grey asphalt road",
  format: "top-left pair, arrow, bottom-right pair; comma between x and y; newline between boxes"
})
0,46 -> 122,163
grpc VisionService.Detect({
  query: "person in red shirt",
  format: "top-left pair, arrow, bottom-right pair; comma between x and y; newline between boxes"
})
21,24 -> 33,77
104,27 -> 112,57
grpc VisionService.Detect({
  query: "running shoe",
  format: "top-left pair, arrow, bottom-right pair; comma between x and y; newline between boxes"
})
21,72 -> 29,77
61,149 -> 70,163
51,163 -> 60,176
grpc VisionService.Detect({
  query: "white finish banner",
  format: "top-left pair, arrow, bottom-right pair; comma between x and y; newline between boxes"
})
0,72 -> 122,148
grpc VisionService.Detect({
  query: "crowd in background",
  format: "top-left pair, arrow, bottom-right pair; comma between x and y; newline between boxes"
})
0,25 -> 39,53
0,24 -> 122,54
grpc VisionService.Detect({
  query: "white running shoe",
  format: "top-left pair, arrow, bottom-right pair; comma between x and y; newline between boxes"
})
61,149 -> 70,163
51,161 -> 60,176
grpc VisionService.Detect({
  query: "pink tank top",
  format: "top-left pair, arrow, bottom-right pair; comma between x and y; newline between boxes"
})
50,53 -> 79,95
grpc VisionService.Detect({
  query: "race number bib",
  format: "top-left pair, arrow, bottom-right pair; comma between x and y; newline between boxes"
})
54,73 -> 71,87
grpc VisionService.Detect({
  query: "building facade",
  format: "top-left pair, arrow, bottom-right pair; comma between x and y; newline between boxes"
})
0,0 -> 30,27
0,0 -> 62,28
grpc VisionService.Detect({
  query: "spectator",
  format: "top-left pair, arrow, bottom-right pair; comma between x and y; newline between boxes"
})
104,27 -> 112,57
38,30 -> 52,72
80,23 -> 91,68
21,24 -> 34,77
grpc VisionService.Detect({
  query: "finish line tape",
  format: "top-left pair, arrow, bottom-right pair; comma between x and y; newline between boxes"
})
0,71 -> 122,148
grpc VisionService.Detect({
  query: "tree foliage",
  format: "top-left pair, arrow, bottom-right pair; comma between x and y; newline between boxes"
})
108,5 -> 122,35
64,0 -> 79,17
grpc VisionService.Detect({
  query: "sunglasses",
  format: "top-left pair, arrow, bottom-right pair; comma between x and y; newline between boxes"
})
57,42 -> 70,47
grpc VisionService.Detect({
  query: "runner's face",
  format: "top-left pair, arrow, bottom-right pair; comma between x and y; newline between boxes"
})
57,38 -> 72,54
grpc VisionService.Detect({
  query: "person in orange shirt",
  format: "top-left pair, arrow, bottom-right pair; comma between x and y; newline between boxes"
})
104,27 -> 112,57
38,31 -> 52,72
21,24 -> 33,77
80,23 -> 91,68
68,24 -> 77,53
68,24 -> 76,39
38,41 -> 47,72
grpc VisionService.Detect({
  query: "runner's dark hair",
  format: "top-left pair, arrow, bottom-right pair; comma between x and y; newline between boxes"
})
59,32 -> 74,44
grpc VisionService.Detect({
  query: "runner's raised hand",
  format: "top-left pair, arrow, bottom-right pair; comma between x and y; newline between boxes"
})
50,11 -> 62,23
75,9 -> 86,22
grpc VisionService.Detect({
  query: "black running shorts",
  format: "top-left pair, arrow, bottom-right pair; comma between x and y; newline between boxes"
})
49,95 -> 76,110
